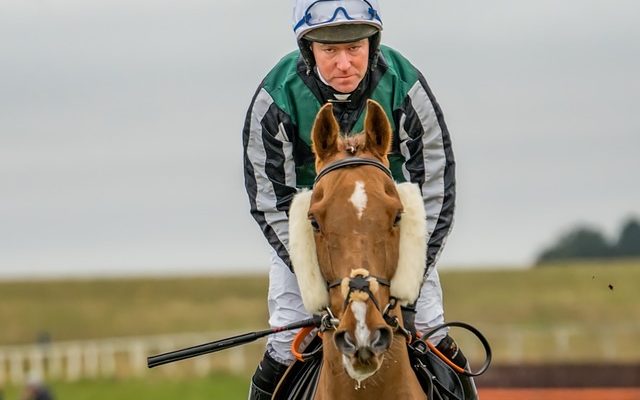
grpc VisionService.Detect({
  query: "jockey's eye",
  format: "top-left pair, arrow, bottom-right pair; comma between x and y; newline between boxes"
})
393,212 -> 402,227
309,216 -> 320,232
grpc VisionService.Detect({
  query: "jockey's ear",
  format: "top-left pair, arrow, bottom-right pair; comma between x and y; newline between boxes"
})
364,99 -> 392,160
312,103 -> 340,165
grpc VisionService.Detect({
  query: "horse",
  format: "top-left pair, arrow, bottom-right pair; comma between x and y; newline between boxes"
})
287,100 -> 429,399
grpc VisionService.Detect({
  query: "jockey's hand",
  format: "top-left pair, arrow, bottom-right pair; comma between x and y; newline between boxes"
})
401,305 -> 417,337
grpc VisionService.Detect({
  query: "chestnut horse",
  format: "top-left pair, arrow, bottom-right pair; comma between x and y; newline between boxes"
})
288,100 -> 428,399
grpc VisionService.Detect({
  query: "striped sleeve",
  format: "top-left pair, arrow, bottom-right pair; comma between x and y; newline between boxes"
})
397,73 -> 456,276
243,87 -> 298,270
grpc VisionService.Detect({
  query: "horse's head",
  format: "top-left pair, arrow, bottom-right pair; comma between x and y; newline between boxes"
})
290,100 -> 427,384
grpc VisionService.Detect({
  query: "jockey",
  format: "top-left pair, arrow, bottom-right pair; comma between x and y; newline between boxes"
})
242,0 -> 477,398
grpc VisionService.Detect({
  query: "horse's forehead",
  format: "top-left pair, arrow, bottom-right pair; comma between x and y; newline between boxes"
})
314,179 -> 397,234
349,180 -> 368,220
326,172 -> 393,202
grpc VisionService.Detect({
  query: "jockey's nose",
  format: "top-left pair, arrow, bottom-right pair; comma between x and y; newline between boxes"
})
335,50 -> 351,72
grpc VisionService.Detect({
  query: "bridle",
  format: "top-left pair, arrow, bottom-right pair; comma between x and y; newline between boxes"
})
313,156 -> 393,185
323,272 -> 411,341
312,156 -> 412,341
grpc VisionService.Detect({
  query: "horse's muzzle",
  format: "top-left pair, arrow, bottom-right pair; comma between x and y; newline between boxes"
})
334,325 -> 393,360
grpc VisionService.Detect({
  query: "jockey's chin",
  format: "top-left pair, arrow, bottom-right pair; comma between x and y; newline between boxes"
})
329,75 -> 361,93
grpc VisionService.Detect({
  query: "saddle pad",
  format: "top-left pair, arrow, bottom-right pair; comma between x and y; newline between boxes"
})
272,335 -> 323,400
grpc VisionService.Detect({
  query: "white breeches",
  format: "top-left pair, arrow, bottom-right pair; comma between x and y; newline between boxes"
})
265,248 -> 447,365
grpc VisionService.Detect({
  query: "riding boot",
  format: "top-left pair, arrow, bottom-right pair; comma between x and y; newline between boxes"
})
248,352 -> 289,400
436,335 -> 479,400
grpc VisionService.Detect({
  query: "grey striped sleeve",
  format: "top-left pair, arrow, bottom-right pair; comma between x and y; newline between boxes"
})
243,88 -> 298,269
399,79 -> 456,275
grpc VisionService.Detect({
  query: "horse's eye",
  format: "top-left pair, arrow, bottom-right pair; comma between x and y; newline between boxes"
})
309,217 -> 320,232
393,213 -> 402,227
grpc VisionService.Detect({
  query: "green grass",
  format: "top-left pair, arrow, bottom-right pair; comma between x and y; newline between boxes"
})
2,260 -> 638,345
438,259 -> 640,364
1,261 -> 639,399
1,373 -> 250,400
440,259 -> 640,329
0,275 -> 270,345
1,259 -> 639,363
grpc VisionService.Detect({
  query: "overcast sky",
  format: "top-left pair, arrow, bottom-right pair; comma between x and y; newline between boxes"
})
1,0 -> 639,278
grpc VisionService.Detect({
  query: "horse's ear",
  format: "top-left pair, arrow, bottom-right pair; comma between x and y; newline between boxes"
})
364,99 -> 392,158
311,103 -> 340,162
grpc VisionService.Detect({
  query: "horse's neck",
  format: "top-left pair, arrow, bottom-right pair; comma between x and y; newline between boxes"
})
315,335 -> 427,400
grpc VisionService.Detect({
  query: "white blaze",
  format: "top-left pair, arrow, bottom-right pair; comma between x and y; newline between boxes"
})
349,181 -> 367,220
350,301 -> 370,347
343,300 -> 376,384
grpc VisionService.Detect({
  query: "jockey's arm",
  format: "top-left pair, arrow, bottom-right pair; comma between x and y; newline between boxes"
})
396,72 -> 456,278
242,88 -> 298,270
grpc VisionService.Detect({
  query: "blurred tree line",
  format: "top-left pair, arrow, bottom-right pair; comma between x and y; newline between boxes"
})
536,216 -> 640,265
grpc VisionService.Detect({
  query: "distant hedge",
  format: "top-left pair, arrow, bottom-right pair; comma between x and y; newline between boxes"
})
536,217 -> 640,265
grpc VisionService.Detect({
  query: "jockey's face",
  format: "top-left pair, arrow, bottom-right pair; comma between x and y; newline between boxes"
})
311,38 -> 369,94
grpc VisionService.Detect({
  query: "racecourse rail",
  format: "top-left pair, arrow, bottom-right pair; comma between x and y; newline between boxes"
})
1,323 -> 639,384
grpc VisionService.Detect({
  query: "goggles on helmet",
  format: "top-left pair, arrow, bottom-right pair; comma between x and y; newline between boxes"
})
294,0 -> 382,32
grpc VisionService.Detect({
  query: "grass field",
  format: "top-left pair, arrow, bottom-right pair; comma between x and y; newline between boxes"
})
1,259 -> 638,346
440,259 -> 640,329
1,373 -> 250,400
1,260 -> 639,399
0,275 -> 270,344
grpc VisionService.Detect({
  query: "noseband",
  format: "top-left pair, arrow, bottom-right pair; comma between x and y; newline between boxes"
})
328,273 -> 390,312
313,157 -> 411,340
323,272 -> 411,341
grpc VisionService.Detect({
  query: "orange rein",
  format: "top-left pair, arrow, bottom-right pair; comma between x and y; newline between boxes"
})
425,340 -> 466,375
414,331 -> 466,375
291,325 -> 318,362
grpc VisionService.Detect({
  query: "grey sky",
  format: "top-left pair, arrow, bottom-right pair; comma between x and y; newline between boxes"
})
1,1 -> 639,278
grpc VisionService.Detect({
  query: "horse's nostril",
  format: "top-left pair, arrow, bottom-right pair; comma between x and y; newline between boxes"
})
371,327 -> 393,353
334,330 -> 356,355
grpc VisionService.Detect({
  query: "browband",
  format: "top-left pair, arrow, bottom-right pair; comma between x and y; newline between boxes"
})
314,157 -> 393,186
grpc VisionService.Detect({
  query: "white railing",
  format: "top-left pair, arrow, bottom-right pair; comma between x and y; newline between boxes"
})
0,330 -> 266,385
454,323 -> 640,365
1,324 -> 639,385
